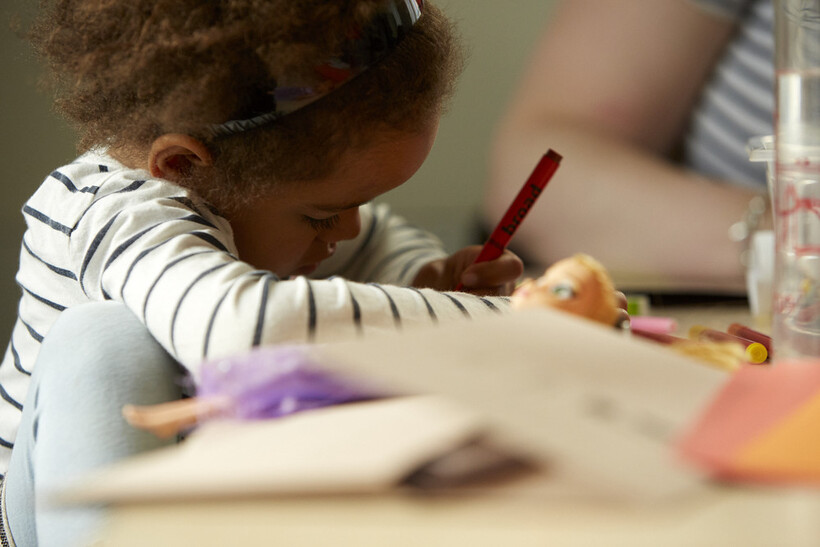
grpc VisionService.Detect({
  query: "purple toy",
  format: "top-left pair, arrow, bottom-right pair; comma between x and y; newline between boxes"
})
123,345 -> 383,438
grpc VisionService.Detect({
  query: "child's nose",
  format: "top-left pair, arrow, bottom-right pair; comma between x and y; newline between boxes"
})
320,208 -> 361,243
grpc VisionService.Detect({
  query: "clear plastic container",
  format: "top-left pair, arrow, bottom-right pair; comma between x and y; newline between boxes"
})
746,137 -> 775,328
771,0 -> 820,360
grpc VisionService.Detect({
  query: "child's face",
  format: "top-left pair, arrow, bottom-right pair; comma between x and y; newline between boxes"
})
230,121 -> 439,277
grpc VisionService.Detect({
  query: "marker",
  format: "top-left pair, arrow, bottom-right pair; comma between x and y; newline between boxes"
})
631,327 -> 688,345
726,323 -> 772,355
628,316 -> 678,335
455,149 -> 562,291
631,326 -> 749,371
688,326 -> 768,364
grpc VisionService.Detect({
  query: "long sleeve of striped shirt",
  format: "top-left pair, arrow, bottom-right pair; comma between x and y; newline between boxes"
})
0,151 -> 509,471
683,0 -> 773,187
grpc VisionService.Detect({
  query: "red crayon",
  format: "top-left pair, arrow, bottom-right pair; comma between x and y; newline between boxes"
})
455,149 -> 561,290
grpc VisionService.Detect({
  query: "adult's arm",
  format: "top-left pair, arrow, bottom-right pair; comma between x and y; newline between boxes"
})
484,0 -> 767,292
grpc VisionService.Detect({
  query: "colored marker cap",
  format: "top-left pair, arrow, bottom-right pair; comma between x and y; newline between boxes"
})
745,342 -> 768,364
626,294 -> 651,316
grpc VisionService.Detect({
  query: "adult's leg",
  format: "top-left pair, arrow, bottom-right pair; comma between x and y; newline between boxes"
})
5,302 -> 184,547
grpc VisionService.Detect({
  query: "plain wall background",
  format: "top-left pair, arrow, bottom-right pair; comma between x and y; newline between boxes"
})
0,0 -> 556,340
377,0 -> 557,249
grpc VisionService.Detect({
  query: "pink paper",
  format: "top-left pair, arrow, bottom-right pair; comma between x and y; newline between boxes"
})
678,359 -> 820,479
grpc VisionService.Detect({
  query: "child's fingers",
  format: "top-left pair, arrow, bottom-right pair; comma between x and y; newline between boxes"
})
459,252 -> 523,288
616,308 -> 631,328
613,291 -> 629,328
615,290 -> 627,310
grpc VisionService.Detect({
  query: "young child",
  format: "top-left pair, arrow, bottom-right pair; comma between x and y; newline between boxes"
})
2,1 -> 523,545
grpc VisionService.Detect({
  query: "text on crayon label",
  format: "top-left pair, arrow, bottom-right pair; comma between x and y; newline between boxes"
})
501,183 -> 542,236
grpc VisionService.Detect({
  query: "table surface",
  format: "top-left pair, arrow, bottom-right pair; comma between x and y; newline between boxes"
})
97,300 -> 820,547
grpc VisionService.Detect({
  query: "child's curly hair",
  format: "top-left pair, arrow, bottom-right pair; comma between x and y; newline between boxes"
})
29,0 -> 463,211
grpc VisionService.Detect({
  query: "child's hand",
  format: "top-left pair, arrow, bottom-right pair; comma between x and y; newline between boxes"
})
413,246 -> 524,296
615,290 -> 630,328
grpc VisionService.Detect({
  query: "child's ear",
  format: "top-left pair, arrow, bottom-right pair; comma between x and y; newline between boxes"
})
149,134 -> 213,181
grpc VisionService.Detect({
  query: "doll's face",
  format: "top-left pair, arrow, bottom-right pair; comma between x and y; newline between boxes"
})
511,257 -> 607,319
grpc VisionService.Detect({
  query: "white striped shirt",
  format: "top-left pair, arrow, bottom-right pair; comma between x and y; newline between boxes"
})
684,0 -> 774,188
0,150 -> 510,474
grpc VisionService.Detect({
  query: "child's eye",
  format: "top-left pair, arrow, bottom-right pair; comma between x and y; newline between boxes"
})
304,214 -> 341,231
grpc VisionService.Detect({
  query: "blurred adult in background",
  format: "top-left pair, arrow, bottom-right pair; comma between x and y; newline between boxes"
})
484,0 -> 773,294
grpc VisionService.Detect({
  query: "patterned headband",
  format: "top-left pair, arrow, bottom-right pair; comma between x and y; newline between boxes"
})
208,0 -> 424,138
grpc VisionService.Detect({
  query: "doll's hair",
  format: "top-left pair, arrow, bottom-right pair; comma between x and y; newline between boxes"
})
29,0 -> 463,211
570,253 -> 619,326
